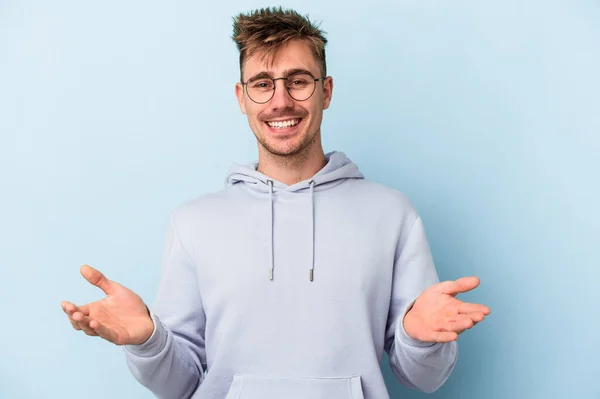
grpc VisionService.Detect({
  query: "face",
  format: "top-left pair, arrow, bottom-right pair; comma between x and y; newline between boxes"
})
235,39 -> 333,157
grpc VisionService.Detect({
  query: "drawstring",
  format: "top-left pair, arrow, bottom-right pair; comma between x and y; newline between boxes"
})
267,179 -> 274,281
309,180 -> 315,281
266,178 -> 316,282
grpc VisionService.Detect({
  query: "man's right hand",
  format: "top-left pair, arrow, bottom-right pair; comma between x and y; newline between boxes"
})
61,265 -> 155,346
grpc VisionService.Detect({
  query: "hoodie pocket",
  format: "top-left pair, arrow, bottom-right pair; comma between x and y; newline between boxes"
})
224,374 -> 365,399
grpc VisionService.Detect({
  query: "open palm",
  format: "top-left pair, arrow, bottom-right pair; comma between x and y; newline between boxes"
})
403,276 -> 491,343
61,265 -> 154,346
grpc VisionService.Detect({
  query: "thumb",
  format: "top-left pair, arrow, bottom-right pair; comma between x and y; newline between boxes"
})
80,265 -> 114,296
442,276 -> 480,296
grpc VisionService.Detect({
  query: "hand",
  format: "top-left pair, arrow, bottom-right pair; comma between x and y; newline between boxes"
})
403,276 -> 490,343
61,265 -> 155,346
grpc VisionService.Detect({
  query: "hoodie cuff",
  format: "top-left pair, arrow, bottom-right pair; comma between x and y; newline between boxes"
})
396,299 -> 438,348
124,310 -> 168,357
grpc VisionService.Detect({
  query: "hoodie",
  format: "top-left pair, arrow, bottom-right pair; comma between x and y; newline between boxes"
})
123,151 -> 458,399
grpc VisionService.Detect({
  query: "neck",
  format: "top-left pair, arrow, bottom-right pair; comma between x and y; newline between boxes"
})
256,135 -> 327,186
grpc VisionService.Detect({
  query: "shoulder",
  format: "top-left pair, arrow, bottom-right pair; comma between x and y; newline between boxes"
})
349,178 -> 419,217
340,178 -> 423,246
168,185 -> 239,223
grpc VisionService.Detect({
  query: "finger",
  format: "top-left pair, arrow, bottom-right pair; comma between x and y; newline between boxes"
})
67,314 -> 83,331
90,319 -> 120,345
441,315 -> 475,333
62,301 -> 90,317
63,310 -> 82,330
442,276 -> 480,296
61,301 -> 77,315
465,312 -> 486,323
61,302 -> 84,330
72,311 -> 98,336
62,301 -> 91,324
456,302 -> 491,315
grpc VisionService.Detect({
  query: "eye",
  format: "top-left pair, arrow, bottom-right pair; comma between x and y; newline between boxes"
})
287,74 -> 312,88
250,79 -> 274,90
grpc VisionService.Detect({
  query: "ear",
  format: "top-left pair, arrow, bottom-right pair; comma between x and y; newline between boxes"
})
235,82 -> 247,114
322,76 -> 334,110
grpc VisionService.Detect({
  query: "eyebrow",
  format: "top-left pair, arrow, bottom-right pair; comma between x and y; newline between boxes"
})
245,68 -> 314,82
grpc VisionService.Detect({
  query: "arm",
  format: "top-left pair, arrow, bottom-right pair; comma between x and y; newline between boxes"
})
384,215 -> 458,393
123,214 -> 207,399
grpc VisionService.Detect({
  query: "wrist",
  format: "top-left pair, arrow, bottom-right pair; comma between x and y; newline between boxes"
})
135,305 -> 156,345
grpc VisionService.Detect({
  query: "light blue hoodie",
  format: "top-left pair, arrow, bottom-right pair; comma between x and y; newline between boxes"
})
123,151 -> 458,399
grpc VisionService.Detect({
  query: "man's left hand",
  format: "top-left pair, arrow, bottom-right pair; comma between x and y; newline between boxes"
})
403,276 -> 491,343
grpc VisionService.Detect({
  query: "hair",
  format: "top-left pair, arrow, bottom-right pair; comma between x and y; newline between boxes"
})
231,7 -> 328,82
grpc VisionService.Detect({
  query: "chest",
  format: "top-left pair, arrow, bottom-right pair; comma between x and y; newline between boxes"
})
192,194 -> 397,320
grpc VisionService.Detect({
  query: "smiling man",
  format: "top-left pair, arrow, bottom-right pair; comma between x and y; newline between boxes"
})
61,7 -> 490,399
235,39 -> 330,164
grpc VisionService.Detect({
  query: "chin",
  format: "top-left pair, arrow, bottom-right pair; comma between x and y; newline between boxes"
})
262,142 -> 305,157
261,134 -> 313,156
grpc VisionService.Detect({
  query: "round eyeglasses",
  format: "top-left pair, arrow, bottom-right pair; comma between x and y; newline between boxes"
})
241,72 -> 325,104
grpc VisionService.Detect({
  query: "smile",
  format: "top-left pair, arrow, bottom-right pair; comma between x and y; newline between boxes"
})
266,118 -> 302,129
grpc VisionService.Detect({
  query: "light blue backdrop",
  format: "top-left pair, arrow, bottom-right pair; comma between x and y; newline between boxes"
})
1,1 -> 598,398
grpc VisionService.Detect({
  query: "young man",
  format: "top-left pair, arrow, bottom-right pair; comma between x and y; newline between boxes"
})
61,7 -> 490,399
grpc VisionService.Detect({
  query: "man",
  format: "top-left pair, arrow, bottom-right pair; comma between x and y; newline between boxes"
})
61,7 -> 490,399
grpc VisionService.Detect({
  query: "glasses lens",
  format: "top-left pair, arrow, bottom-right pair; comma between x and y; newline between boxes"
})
246,77 -> 275,103
286,73 -> 316,101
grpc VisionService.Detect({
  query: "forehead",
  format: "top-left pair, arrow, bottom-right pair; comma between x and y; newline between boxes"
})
243,39 -> 320,78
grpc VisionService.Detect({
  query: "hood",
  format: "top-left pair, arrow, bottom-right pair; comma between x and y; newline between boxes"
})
224,151 -> 364,281
225,151 -> 364,193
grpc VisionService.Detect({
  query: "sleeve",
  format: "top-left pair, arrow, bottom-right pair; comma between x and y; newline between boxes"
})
384,215 -> 458,393
123,213 -> 207,399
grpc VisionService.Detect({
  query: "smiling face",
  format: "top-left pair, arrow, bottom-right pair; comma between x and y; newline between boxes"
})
235,39 -> 333,158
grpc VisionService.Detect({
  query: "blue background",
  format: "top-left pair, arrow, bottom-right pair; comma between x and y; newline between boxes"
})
1,1 -> 598,398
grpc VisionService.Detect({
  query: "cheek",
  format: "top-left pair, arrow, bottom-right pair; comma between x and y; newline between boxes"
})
306,102 -> 323,123
245,105 -> 261,122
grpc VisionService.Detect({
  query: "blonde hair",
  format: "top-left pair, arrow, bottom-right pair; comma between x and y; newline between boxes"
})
231,7 -> 328,81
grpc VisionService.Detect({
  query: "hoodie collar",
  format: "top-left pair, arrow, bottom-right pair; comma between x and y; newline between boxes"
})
225,151 -> 364,193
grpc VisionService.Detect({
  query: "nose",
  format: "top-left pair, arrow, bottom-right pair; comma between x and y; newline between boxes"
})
269,79 -> 295,110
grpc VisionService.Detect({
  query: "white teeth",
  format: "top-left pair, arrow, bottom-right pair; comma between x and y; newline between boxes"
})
267,119 -> 300,129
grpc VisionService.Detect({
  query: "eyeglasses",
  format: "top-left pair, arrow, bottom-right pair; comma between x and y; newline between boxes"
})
241,72 -> 325,104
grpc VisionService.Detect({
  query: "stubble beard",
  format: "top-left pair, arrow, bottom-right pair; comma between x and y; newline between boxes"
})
254,121 -> 320,165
